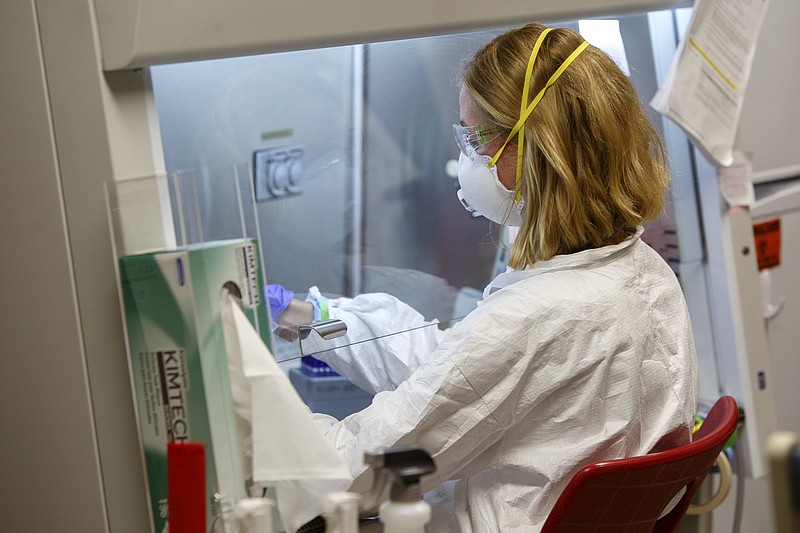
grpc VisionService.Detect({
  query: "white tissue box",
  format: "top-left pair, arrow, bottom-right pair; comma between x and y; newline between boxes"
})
118,239 -> 270,532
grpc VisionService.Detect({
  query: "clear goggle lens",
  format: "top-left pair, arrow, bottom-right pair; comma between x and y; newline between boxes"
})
453,123 -> 500,156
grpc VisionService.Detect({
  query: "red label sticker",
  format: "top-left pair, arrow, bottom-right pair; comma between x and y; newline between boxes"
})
753,218 -> 781,270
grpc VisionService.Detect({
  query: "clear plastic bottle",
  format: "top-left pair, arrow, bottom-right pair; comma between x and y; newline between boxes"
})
323,492 -> 361,533
233,497 -> 275,533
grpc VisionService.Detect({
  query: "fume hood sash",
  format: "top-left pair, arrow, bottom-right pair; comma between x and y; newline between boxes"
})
93,0 -> 692,70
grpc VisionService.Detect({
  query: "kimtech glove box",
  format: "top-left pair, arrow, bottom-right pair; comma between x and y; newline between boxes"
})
119,238 -> 269,532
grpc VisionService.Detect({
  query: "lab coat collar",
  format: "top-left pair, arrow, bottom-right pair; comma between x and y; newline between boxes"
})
483,226 -> 644,299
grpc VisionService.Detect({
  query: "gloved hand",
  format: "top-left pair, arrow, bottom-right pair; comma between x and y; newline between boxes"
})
265,284 -> 294,324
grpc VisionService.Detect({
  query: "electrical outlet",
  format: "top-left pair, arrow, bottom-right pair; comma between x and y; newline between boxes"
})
253,145 -> 304,201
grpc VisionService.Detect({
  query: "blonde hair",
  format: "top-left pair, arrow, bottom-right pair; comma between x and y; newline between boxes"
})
462,23 -> 669,268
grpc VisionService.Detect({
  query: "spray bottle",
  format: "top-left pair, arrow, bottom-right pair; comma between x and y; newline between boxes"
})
364,447 -> 437,533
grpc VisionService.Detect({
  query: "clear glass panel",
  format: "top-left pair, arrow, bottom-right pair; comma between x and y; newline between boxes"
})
106,167 -> 271,521
170,163 -> 261,248
150,34 -> 514,364
149,11 -> 702,372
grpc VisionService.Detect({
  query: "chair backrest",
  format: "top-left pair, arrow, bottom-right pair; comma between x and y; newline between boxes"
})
540,396 -> 739,533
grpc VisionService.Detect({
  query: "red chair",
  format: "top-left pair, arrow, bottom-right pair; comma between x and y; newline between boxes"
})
541,396 -> 739,533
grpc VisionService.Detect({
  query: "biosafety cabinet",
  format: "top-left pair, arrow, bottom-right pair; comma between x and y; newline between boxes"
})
2,0 -> 800,532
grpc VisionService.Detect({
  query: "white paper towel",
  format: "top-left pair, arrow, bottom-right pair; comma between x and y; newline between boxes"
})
221,294 -> 352,532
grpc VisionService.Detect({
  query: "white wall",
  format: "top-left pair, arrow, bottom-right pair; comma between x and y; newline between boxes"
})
0,2 -> 111,530
737,0 -> 800,182
0,0 -> 156,531
709,0 -> 800,530
670,1 -> 800,530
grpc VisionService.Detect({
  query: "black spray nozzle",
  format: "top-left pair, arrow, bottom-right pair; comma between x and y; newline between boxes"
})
364,446 -> 437,503
382,446 -> 436,486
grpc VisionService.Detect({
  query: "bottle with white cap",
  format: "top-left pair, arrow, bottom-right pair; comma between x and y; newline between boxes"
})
233,497 -> 275,533
323,492 -> 361,533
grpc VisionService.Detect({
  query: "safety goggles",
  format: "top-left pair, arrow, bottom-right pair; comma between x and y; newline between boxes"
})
453,123 -> 501,156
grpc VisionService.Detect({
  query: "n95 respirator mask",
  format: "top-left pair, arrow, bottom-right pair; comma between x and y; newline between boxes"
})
456,150 -> 523,227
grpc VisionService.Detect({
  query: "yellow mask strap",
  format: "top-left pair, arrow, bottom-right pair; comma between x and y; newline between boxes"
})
513,28 -> 552,199
488,32 -> 590,199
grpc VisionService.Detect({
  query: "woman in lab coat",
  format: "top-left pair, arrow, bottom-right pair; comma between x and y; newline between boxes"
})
272,22 -> 698,532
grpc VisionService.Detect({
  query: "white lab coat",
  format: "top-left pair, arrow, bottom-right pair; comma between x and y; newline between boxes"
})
312,228 -> 699,532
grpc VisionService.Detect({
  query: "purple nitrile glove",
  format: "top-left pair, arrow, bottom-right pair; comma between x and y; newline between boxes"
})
265,284 -> 294,325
